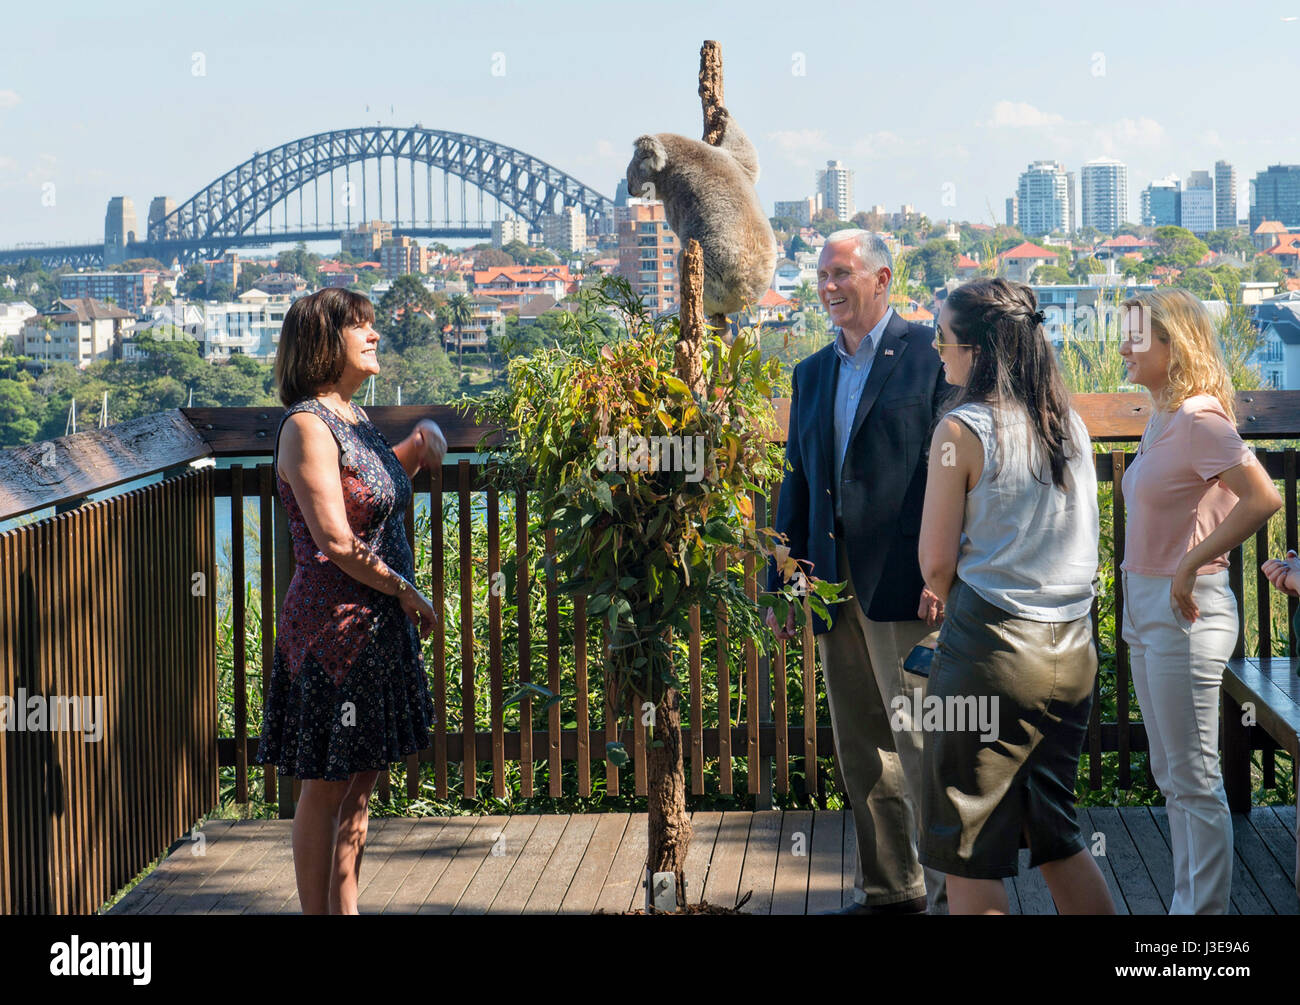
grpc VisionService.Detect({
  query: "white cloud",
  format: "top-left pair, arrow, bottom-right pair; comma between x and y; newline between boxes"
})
766,129 -> 830,154
0,90 -> 19,110
850,130 -> 909,158
981,101 -> 1065,128
24,153 -> 56,183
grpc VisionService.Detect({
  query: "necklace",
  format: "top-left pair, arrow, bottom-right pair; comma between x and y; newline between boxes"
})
315,395 -> 359,425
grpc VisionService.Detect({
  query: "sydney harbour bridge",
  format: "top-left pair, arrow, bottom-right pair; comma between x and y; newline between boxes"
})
0,126 -> 617,269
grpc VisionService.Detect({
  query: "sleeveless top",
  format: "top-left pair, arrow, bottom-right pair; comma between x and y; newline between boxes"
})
271,397 -> 418,685
947,401 -> 1099,623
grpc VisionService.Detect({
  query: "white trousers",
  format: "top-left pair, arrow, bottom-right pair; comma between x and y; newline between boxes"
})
1121,568 -> 1238,915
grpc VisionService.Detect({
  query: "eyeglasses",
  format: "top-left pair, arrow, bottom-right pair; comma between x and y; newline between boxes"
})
933,322 -> 974,352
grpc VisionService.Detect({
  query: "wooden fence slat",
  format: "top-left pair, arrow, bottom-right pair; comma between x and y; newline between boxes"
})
545,527 -> 562,797
403,477 -> 419,800
1112,450 -> 1129,789
44,517 -> 68,912
603,637 -> 619,795
516,487 -> 533,798
715,551 -> 732,795
231,465 -> 248,803
689,605 -> 704,796
574,594 -> 590,798
488,484 -> 505,798
1287,449 -> 1297,657
1256,447 -> 1273,658
0,530 -> 12,915
258,464 -> 277,805
68,513 -> 91,910
430,465 -> 448,799
745,550 -> 760,796
458,460 -> 475,800
272,471 -> 295,820
801,596 -> 816,796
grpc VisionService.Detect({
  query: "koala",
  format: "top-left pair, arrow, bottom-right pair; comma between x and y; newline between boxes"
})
626,109 -> 778,321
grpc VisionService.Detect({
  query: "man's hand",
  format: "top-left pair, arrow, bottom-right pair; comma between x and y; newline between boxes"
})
918,587 -> 945,627
1261,549 -> 1300,598
765,604 -> 798,641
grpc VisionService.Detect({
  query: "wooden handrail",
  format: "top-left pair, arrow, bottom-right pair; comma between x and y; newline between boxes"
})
0,409 -> 211,521
4,390 -> 1300,520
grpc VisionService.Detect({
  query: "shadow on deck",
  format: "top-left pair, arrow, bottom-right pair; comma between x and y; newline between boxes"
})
108,807 -> 1298,916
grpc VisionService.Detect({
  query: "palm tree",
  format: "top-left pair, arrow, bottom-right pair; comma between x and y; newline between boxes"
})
39,315 -> 56,372
447,293 -> 474,381
790,279 -> 817,312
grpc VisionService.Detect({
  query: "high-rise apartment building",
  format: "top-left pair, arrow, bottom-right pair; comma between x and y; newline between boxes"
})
379,236 -> 430,277
1181,170 -> 1214,235
1141,176 -> 1181,227
1250,165 -> 1300,229
1079,158 -> 1128,234
616,201 -> 678,313
1017,161 -> 1070,236
541,206 -> 587,254
1215,161 -> 1237,230
816,161 -> 855,221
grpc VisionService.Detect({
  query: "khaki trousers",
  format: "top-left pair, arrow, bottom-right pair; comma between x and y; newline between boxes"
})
816,544 -> 948,911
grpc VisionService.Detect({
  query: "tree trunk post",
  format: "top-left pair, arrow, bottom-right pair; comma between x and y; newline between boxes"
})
676,239 -> 707,399
698,40 -> 733,345
646,682 -> 691,910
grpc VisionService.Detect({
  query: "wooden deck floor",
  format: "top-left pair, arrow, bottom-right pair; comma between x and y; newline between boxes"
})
107,807 -> 1298,915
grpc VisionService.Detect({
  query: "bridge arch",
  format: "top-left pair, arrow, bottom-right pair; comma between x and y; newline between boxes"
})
151,126 -> 616,253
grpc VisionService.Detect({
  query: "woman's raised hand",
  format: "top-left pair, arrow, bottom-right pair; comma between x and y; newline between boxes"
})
412,419 -> 448,472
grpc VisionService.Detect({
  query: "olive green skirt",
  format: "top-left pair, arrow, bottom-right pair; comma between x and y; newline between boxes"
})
919,578 -> 1097,879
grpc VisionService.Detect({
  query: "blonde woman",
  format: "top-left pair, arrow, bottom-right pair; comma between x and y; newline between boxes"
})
1118,288 -> 1280,914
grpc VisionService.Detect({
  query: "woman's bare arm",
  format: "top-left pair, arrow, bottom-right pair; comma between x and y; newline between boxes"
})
918,416 -> 979,603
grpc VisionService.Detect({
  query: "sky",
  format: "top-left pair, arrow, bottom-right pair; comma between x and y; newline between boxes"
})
1,0 -> 1298,248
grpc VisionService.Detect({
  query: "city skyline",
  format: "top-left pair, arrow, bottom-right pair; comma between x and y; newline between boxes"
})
2,0 -> 1299,246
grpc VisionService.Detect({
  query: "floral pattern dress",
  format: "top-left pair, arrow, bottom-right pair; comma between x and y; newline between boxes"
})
255,398 -> 435,781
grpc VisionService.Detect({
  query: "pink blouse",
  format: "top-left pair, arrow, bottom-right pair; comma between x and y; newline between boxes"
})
1121,394 -> 1254,577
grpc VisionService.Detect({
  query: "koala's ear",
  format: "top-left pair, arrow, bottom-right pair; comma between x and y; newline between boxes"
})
632,135 -> 668,175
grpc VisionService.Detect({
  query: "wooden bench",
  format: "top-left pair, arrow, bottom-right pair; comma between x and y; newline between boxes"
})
1223,657 -> 1300,895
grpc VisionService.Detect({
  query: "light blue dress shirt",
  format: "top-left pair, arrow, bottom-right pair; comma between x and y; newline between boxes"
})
832,307 -> 894,519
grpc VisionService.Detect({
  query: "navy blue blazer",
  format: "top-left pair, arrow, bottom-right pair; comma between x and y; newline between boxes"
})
766,310 -> 954,632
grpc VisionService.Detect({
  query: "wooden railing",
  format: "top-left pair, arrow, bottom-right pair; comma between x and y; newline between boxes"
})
1,391 -> 1298,913
0,469 -> 217,914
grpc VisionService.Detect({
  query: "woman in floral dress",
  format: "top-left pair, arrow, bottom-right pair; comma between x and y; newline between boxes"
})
256,288 -> 446,914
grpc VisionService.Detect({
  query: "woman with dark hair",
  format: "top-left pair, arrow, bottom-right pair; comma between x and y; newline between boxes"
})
256,287 -> 447,914
917,277 -> 1115,914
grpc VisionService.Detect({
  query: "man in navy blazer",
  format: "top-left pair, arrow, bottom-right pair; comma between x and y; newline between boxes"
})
766,230 -> 953,913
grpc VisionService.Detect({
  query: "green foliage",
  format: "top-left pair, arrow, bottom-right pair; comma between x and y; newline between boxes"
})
501,240 -> 559,267
911,239 -> 959,285
1151,225 -> 1209,271
1032,264 -> 1073,285
472,277 -> 844,740
275,243 -> 321,285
